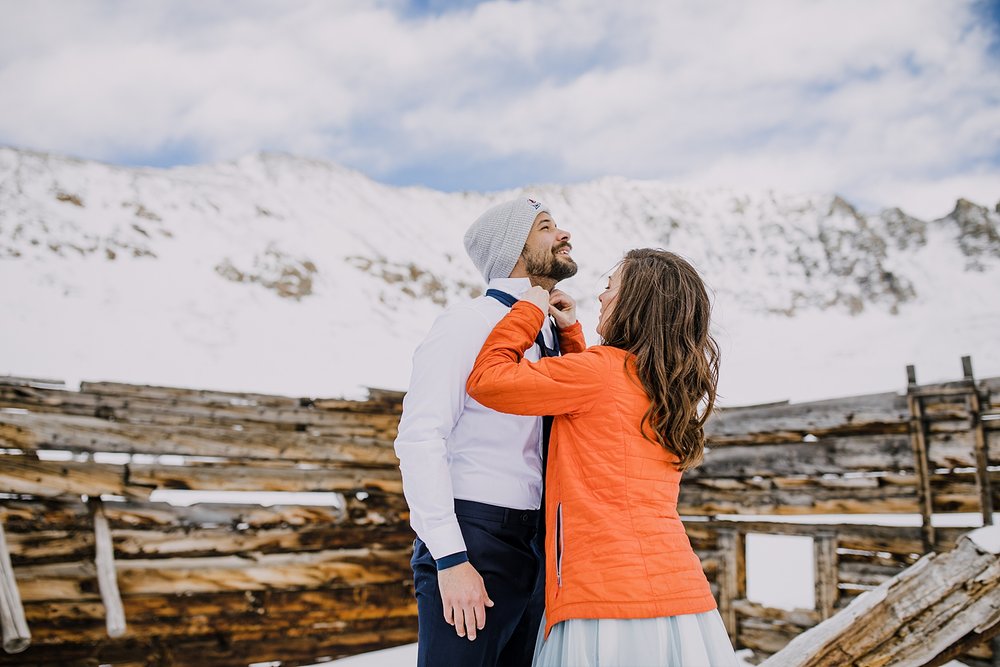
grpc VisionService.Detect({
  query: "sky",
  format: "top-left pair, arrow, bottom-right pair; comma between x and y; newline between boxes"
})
0,0 -> 998,219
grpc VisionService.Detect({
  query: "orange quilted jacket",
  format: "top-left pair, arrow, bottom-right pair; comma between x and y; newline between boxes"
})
467,301 -> 717,638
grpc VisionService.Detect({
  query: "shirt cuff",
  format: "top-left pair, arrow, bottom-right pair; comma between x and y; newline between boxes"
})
422,521 -> 467,561
436,551 -> 470,571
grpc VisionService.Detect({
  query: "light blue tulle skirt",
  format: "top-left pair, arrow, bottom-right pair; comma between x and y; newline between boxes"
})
533,609 -> 740,667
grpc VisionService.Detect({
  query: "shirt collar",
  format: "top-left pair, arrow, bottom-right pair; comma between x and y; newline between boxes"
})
487,276 -> 533,296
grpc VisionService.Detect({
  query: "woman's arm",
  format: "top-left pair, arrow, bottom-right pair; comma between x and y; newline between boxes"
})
558,321 -> 587,354
466,301 -> 606,417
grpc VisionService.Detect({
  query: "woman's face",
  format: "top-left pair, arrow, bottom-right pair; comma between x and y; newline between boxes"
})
597,266 -> 623,338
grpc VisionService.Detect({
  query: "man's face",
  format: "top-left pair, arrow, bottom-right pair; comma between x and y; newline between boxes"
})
520,212 -> 577,282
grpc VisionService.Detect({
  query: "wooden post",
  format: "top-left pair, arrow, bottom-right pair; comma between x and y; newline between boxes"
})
91,500 -> 127,638
906,364 -> 936,551
0,516 -> 30,654
962,356 -> 994,527
813,531 -> 838,620
717,527 -> 746,646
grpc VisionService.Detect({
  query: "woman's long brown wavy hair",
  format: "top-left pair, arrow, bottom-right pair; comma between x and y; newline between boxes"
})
600,249 -> 720,471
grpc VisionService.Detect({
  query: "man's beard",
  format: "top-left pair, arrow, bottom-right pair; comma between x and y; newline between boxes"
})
521,242 -> 578,282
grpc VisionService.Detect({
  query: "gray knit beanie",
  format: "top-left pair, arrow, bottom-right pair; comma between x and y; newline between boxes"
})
464,197 -> 549,283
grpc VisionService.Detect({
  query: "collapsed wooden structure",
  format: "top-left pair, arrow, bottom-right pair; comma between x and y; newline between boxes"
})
0,357 -> 997,665
762,525 -> 1000,667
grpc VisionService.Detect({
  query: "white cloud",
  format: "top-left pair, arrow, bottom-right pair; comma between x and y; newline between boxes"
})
0,0 -> 996,216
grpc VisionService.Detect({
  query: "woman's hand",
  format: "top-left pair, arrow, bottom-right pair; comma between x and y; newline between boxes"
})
548,288 -> 577,329
522,286 -> 551,314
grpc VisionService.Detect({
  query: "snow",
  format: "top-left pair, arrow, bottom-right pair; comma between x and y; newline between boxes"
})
968,524 -> 1000,554
2,146 -> 998,404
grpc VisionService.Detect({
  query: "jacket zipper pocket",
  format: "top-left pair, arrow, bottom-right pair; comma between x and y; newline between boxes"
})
555,502 -> 564,588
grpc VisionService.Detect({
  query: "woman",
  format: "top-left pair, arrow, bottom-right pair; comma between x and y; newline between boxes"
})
466,249 -> 739,666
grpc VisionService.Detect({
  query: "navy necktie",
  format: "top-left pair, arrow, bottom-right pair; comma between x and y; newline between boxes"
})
485,289 -> 560,357
485,288 -> 557,541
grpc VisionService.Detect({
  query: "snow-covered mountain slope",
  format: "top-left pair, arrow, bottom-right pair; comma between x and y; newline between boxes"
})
1,146 -> 997,404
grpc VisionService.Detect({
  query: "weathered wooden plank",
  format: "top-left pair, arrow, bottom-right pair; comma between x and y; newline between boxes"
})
14,546 -> 413,601
80,380 -> 404,414
91,502 -> 126,638
23,581 -> 413,625
127,461 -> 403,494
17,584 -> 417,645
907,380 -> 937,551
0,378 -> 402,417
695,428 -> 997,479
0,410 -> 397,463
717,528 -> 744,643
707,377 -> 1000,446
0,457 -> 397,504
0,617 -> 417,667
708,391 -> 908,443
732,599 -> 820,627
837,561 -> 902,588
696,433 -> 913,477
679,470 -> 1000,516
0,495 -> 409,533
0,519 -> 30,654
686,520 -> 965,554
4,522 -> 414,565
17,605 -> 417,649
0,387 -> 403,433
0,458 -> 135,498
738,616 -> 805,655
836,549 -> 919,569
79,381 -> 306,408
966,368 -> 995,525
0,376 -> 66,388
813,532 -> 838,620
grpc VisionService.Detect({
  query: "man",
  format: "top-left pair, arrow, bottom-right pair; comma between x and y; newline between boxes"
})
394,197 -> 578,667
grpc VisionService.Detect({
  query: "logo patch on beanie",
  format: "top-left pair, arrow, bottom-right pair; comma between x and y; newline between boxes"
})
527,198 -> 541,210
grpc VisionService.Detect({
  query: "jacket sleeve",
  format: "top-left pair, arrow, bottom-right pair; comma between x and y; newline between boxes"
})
558,321 -> 587,354
467,302 -> 606,417
394,305 -> 493,560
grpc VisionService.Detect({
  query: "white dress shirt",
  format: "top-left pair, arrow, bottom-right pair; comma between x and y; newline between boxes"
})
394,277 -> 555,560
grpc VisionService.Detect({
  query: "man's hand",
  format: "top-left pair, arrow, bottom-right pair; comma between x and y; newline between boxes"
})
548,289 -> 577,329
438,562 -> 494,641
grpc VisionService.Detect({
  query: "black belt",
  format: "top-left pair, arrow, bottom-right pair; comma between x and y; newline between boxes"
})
455,499 -> 540,528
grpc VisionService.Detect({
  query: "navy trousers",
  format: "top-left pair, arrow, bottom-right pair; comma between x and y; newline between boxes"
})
412,499 -> 545,667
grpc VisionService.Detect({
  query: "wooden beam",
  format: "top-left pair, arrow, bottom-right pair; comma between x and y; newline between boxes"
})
685,520 -> 966,555
126,461 -> 403,495
906,367 -> 936,550
90,501 -> 126,638
14,546 -> 414,602
717,528 -> 745,644
0,458 -> 133,498
0,410 -> 397,464
708,391 -> 909,444
963,356 -> 995,526
813,531 -> 838,620
20,581 -> 414,629
0,495 -> 409,534
0,518 -> 30,654
731,599 -> 820,627
0,616 -> 417,667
